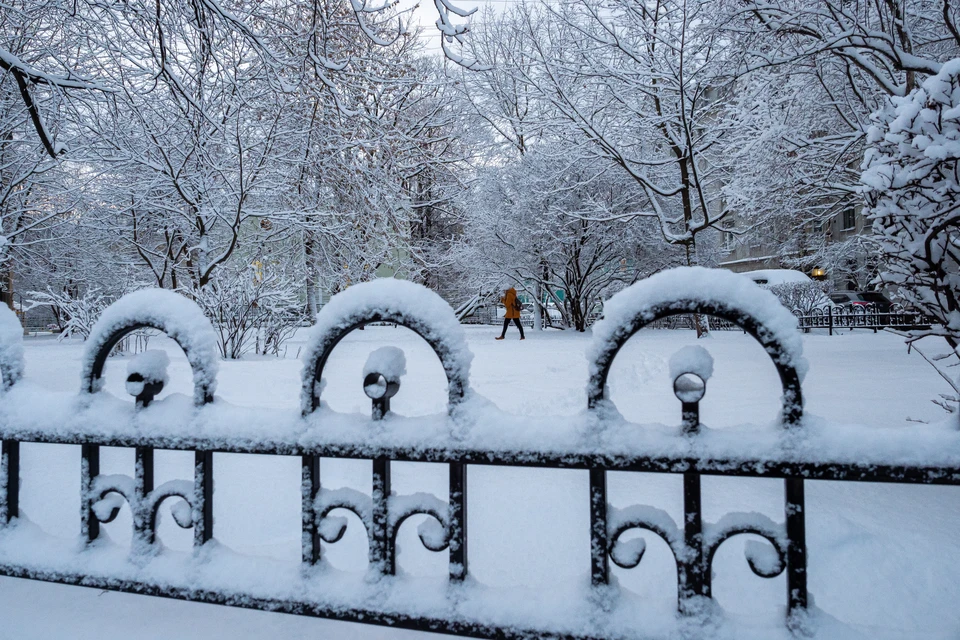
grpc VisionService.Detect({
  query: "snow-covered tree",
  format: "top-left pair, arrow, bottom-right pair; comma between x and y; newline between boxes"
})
458,146 -> 677,331
862,59 -> 960,410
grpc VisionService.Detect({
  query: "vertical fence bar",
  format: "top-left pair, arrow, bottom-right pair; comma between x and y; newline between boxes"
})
301,454 -> 321,565
372,456 -> 393,574
589,468 -> 608,586
193,450 -> 213,547
134,446 -> 154,547
681,470 -> 705,612
828,306 -> 833,336
681,402 -> 699,436
81,444 -> 100,543
1,440 -> 19,524
785,477 -> 808,620
448,461 -> 468,581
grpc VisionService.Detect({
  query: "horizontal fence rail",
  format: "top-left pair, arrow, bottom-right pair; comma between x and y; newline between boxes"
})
0,270 -> 954,640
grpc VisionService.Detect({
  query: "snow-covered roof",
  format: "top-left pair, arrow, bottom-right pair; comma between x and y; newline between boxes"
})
742,269 -> 811,285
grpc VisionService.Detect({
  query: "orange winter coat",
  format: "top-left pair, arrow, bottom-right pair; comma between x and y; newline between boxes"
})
501,288 -> 521,319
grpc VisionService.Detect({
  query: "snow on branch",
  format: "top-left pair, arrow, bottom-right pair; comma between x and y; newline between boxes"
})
434,0 -> 489,70
863,59 -> 960,342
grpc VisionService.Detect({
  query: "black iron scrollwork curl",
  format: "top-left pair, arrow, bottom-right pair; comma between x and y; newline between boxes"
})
146,481 -> 195,535
315,488 -> 373,548
704,514 -> 788,585
90,476 -> 195,549
606,506 -> 683,575
389,493 -> 450,554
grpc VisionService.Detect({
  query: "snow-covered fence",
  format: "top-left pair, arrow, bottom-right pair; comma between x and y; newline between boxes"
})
0,271 -> 956,639
77,289 -> 219,550
796,305 -> 930,334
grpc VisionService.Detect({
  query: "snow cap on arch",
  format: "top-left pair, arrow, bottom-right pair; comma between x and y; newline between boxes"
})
81,288 -> 219,405
588,267 -> 808,386
300,278 -> 473,415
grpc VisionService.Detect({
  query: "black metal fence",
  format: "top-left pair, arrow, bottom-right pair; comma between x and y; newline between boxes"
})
796,305 -> 930,334
0,286 -> 954,639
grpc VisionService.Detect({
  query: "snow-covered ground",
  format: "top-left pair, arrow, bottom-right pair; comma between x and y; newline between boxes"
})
1,325 -> 958,639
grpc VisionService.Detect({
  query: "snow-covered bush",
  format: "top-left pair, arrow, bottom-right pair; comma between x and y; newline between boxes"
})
766,282 -> 831,316
862,59 -> 960,411
0,304 -> 24,388
28,287 -> 153,354
189,265 -> 306,359
862,60 -> 960,338
27,288 -> 112,340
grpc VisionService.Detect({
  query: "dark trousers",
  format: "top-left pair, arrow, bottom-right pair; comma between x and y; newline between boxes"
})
500,317 -> 525,338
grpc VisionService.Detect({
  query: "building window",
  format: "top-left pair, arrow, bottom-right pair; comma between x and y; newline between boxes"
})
842,208 -> 856,230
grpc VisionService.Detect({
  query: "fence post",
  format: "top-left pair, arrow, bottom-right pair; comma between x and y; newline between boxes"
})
1,440 -> 19,524
681,471 -> 705,611
828,306 -> 833,336
134,446 -> 154,548
589,468 -> 609,586
785,477 -> 808,622
301,455 -> 321,565
371,456 -> 393,574
449,462 -> 468,581
81,444 -> 100,543
194,451 -> 214,547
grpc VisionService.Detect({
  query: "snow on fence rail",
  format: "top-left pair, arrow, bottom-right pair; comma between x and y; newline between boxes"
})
0,270 -> 957,639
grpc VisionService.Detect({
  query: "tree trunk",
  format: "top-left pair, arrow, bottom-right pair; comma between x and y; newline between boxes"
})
3,266 -> 13,312
685,242 -> 709,338
305,231 -> 318,317
533,281 -> 543,331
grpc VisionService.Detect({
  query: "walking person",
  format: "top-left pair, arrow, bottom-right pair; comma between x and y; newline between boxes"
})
496,286 -> 525,340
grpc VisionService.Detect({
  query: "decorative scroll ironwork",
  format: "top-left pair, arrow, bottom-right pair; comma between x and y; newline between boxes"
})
79,308 -> 215,550
585,299 -> 808,621
301,310 -> 468,582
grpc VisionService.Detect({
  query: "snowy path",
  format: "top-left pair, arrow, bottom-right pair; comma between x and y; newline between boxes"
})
1,326 -> 957,639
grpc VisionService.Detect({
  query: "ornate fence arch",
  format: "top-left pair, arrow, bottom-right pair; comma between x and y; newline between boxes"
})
584,268 -> 809,617
298,279 -> 470,577
76,288 -> 219,547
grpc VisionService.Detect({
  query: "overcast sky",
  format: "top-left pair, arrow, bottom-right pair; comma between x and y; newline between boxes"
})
397,0 -> 513,55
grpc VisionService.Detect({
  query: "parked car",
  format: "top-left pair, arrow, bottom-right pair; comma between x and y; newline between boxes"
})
828,291 -> 893,313
743,269 -> 811,286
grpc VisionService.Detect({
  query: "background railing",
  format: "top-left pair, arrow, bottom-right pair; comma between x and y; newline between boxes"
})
796,304 -> 931,334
